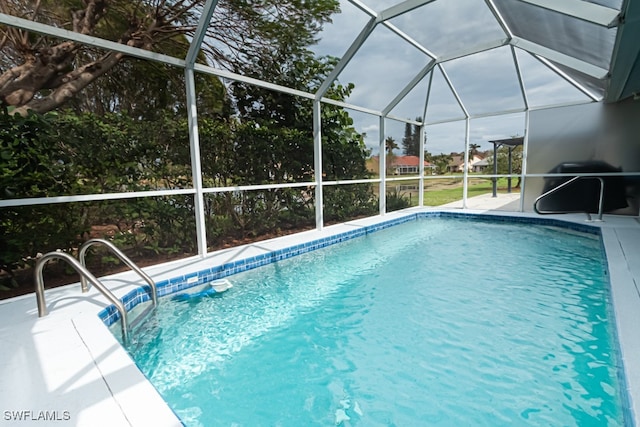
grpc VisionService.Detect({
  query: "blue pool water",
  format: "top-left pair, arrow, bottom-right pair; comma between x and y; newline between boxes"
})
125,217 -> 627,426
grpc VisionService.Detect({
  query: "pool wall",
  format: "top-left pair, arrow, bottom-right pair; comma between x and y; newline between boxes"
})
102,211 -> 640,425
100,211 -> 602,327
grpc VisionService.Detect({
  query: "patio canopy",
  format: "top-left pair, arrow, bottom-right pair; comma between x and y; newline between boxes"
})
1,0 -> 639,254
488,136 -> 525,195
1,0 -> 639,123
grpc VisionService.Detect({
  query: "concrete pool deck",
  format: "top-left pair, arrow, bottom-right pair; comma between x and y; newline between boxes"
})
1,202 -> 639,426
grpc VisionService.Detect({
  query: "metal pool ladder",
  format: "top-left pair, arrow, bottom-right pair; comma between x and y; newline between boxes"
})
533,176 -> 605,222
35,239 -> 158,343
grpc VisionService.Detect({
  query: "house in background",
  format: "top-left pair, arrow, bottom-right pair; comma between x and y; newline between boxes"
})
448,154 -> 486,173
472,157 -> 491,172
447,155 -> 464,173
367,155 -> 436,175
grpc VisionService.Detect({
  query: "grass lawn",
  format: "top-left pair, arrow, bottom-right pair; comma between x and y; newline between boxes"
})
391,177 -> 519,206
371,176 -> 521,207
425,178 -> 519,206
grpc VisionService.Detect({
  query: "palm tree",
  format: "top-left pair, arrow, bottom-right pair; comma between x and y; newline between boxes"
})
469,143 -> 481,157
385,136 -> 399,155
384,136 -> 399,176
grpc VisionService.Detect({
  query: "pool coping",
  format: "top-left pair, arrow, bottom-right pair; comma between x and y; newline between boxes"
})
1,208 -> 639,426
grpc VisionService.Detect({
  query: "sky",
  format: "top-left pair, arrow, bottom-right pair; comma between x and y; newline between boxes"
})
308,0 -> 602,156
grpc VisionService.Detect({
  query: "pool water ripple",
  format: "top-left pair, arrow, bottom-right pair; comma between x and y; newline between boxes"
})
127,218 -> 626,426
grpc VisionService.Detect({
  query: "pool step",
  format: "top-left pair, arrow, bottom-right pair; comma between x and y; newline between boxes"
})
128,301 -> 156,331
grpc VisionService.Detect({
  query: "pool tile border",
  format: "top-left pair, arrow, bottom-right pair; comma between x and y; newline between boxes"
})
98,211 -> 601,326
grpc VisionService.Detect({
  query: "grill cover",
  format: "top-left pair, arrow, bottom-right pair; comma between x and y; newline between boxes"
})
538,161 -> 628,213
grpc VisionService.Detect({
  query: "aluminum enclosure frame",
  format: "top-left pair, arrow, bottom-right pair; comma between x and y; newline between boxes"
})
0,0 -> 634,258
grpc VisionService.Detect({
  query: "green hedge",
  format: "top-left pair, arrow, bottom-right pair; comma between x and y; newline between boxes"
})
0,109 -> 376,283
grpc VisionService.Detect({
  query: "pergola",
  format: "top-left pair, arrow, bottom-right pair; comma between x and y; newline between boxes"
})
1,0 -> 639,257
488,136 -> 524,196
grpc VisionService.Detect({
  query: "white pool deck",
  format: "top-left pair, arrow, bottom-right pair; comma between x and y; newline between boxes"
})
1,194 -> 639,426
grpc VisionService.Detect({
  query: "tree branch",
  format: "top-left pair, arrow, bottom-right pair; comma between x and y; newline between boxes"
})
12,50 -> 125,115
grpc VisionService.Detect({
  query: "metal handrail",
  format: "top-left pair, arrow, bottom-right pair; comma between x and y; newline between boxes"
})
78,238 -> 157,307
533,176 -> 605,221
34,251 -> 129,342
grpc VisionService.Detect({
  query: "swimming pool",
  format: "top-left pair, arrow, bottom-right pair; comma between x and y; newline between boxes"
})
121,216 -> 629,426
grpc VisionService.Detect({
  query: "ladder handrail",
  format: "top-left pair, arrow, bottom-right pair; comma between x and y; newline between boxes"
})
34,251 -> 129,342
533,176 -> 605,221
78,238 -> 157,307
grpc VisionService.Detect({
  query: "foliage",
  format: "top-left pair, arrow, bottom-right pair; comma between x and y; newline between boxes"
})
385,136 -> 398,154
0,109 -> 197,278
197,116 -> 316,242
385,189 -> 412,212
324,185 -> 378,223
0,110 -> 87,279
320,98 -> 376,220
73,58 -> 231,121
402,118 -> 422,156
0,0 -> 379,289
232,52 -> 376,222
385,136 -> 399,175
0,110 -> 66,198
322,105 -> 372,180
0,0 -> 339,115
430,153 -> 454,175
469,143 -> 481,157
491,145 -> 523,175
53,111 -> 192,192
0,103 -> 375,279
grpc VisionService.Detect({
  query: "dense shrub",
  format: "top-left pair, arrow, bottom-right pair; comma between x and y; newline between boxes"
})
385,189 -> 412,212
0,111 -> 87,281
1,109 -> 375,286
324,185 -> 378,223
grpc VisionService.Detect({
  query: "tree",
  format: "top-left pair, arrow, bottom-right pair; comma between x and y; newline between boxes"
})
384,136 -> 399,176
69,53 -> 231,121
431,153 -> 453,175
230,50 -> 372,182
401,117 -> 421,156
424,149 -> 433,163
385,136 -> 398,155
491,145 -> 523,187
229,50 -> 376,226
0,0 -> 339,115
469,143 -> 481,157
